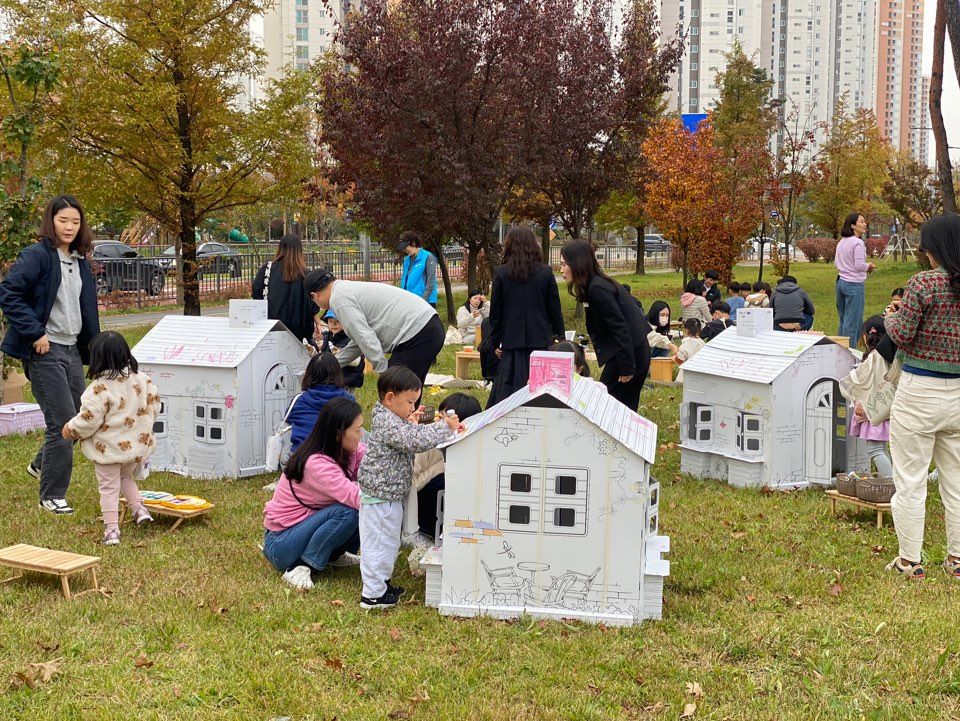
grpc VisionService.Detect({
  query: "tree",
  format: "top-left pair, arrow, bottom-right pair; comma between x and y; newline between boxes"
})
931,0 -> 957,213
535,0 -> 683,241
883,151 -> 943,231
594,188 -> 648,274
805,101 -> 891,238
319,0 -> 587,322
56,0 -> 311,315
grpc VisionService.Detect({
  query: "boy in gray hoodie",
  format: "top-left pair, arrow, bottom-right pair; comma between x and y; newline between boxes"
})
770,275 -> 816,331
357,366 -> 461,609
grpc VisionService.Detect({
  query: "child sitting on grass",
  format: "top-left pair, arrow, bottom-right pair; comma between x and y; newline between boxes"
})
674,319 -> 705,383
357,366 -> 461,609
62,331 -> 161,546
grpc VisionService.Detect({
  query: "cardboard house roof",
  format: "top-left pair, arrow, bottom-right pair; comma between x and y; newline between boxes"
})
132,316 -> 293,368
679,327 -> 846,384
441,375 -> 658,464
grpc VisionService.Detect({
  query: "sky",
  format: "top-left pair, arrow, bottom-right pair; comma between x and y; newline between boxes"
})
922,7 -> 960,164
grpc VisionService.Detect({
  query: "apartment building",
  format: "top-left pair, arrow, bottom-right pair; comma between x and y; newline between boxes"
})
261,0 -> 348,81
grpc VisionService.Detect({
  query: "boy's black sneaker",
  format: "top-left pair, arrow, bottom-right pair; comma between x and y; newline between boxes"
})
360,590 -> 401,610
385,579 -> 405,596
26,463 -> 40,479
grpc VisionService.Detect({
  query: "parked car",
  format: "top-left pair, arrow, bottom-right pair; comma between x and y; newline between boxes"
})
643,234 -> 671,254
160,242 -> 242,278
92,241 -> 166,296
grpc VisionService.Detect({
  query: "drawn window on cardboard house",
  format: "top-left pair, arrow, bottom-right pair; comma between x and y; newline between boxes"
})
687,403 -> 715,442
153,401 -> 168,438
496,464 -> 588,536
194,402 -> 226,444
736,412 -> 763,455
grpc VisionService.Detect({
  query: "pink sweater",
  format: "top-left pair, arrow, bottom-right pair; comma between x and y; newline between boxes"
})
263,444 -> 365,532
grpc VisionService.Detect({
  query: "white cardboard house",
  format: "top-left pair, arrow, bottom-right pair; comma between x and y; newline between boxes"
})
432,369 -> 668,626
679,318 -> 867,490
132,305 -> 311,479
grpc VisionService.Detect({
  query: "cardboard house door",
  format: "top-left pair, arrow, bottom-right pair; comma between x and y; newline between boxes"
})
262,363 -> 295,457
804,378 -> 839,485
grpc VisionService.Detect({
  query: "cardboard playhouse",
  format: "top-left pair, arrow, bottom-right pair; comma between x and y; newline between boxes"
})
679,309 -> 867,490
131,301 -> 312,479
427,352 -> 668,626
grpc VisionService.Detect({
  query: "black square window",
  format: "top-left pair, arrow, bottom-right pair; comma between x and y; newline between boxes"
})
509,505 -> 530,524
554,508 -> 576,527
650,487 -> 659,507
211,407 -> 223,421
747,417 -> 761,432
510,473 -> 531,493
210,427 -> 223,441
746,438 -> 761,451
196,406 -> 205,419
153,421 -> 164,434
195,425 -> 205,438
701,409 -> 712,422
555,475 -> 577,495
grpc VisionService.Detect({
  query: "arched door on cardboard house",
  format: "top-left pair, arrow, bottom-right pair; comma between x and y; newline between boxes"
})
260,362 -> 295,459
804,378 -> 845,485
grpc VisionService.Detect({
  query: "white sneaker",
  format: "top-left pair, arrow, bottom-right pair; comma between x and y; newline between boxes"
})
262,481 -> 278,492
328,551 -> 361,568
928,469 -> 940,482
281,565 -> 314,590
39,498 -> 74,515
402,531 -> 435,550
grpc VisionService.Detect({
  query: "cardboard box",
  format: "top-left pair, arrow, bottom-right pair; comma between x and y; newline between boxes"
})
2,370 -> 28,404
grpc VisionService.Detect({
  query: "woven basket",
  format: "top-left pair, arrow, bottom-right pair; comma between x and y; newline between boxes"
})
856,475 -> 895,504
836,473 -> 858,497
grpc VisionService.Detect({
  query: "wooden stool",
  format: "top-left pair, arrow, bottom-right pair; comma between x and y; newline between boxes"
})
120,500 -> 215,533
0,544 -> 101,600
825,489 -> 890,529
649,357 -> 675,383
454,351 -> 482,380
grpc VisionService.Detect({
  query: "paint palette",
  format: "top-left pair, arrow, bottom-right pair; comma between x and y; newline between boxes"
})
140,491 -> 175,506
159,495 -> 212,511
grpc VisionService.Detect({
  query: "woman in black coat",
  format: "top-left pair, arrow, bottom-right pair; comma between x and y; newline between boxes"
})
487,227 -> 565,407
560,240 -> 651,411
252,234 -> 317,343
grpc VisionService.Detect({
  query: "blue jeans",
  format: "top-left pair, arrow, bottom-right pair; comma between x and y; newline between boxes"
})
262,503 -> 360,572
651,347 -> 671,358
836,279 -> 865,348
22,343 -> 86,500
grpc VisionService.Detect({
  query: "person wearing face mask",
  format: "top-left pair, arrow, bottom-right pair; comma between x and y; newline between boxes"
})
646,301 -> 678,358
0,195 -> 101,515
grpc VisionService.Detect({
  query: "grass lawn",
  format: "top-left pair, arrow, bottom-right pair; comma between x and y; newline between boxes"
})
3,259 -> 959,720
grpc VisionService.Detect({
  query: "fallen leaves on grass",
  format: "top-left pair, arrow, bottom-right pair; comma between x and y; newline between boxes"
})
746,594 -> 756,604
642,701 -> 665,715
36,641 -> 59,653
871,545 -> 885,554
10,658 -> 63,689
686,681 -> 704,698
133,654 -> 154,669
307,623 -> 325,633
388,628 -> 401,641
129,582 -> 142,597
387,710 -> 410,720
409,687 -> 431,704
324,658 -> 344,670
731,531 -> 747,539
681,702 -> 697,717
827,571 -> 843,597
330,599 -> 345,607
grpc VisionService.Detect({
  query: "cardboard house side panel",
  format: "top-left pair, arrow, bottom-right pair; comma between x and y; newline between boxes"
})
440,406 -> 655,626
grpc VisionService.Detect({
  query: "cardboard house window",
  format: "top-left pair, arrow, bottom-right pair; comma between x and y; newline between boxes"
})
510,473 -> 532,493
555,475 -> 577,495
553,507 -> 576,527
736,412 -> 763,454
153,401 -> 167,438
194,402 -> 226,444
688,403 -> 715,442
509,505 -> 531,525
496,464 -> 588,536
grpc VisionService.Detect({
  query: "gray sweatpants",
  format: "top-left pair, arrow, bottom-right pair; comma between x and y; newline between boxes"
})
359,500 -> 403,599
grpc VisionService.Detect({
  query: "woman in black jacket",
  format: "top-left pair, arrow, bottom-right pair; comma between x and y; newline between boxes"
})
560,240 -> 651,411
0,195 -> 101,514
487,227 -> 565,407
252,234 -> 317,343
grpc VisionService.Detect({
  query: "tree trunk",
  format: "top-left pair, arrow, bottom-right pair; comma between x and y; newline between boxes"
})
634,225 -> 646,275
541,218 -> 551,264
180,205 -> 200,315
931,0 -> 957,213
944,0 -> 960,88
682,246 -> 689,287
466,248 -> 479,293
435,248 -> 456,325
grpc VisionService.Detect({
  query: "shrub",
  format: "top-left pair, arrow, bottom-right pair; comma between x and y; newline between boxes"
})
865,237 -> 888,258
818,239 -> 839,263
670,246 -> 683,273
796,238 -> 822,262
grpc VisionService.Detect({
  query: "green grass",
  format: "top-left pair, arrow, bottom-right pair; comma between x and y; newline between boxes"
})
3,259 -> 959,720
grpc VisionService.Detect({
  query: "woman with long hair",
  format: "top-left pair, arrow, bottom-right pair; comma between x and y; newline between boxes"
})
835,212 -> 875,347
884,213 -> 960,580
487,226 -> 565,407
253,233 -> 317,343
262,397 -> 364,590
646,300 -> 678,358
0,195 -> 101,515
560,240 -> 651,411
456,289 -> 488,345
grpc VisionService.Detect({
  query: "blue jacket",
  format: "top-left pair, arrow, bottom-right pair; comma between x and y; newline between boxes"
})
287,384 -> 355,452
0,238 -> 100,362
400,249 -> 437,304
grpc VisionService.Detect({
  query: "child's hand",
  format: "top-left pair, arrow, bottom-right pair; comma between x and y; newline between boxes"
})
61,423 -> 74,440
408,405 -> 425,424
854,401 -> 867,421
444,412 -> 461,431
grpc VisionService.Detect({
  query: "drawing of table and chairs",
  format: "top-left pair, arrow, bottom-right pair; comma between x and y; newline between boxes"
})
481,560 -> 602,609
481,559 -> 528,605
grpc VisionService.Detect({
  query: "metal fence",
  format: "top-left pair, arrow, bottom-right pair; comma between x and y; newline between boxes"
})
96,244 -> 672,311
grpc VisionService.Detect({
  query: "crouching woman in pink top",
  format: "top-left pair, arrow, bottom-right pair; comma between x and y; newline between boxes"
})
263,397 -> 364,590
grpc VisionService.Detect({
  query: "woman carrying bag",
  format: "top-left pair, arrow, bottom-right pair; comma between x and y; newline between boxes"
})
253,234 -> 317,343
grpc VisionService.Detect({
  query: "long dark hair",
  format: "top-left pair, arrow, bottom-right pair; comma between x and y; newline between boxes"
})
919,213 -> 960,298
647,300 -> 671,335
560,240 -> 618,302
501,226 -> 542,283
301,352 -> 346,390
860,315 -> 887,357
87,331 -> 138,380
274,234 -> 307,282
285,397 -> 362,483
38,195 -> 94,256
840,212 -> 863,238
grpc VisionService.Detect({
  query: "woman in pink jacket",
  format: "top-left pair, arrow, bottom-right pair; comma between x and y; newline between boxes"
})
263,397 -> 364,590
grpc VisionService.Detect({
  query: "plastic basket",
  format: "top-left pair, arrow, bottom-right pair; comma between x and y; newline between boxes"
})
0,403 -> 44,436
856,475 -> 895,504
835,473 -> 858,497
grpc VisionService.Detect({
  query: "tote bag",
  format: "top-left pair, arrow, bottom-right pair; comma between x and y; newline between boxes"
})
839,352 -> 902,425
265,392 -> 302,471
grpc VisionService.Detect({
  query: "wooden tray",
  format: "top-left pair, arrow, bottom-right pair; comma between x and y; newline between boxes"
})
0,544 -> 100,599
